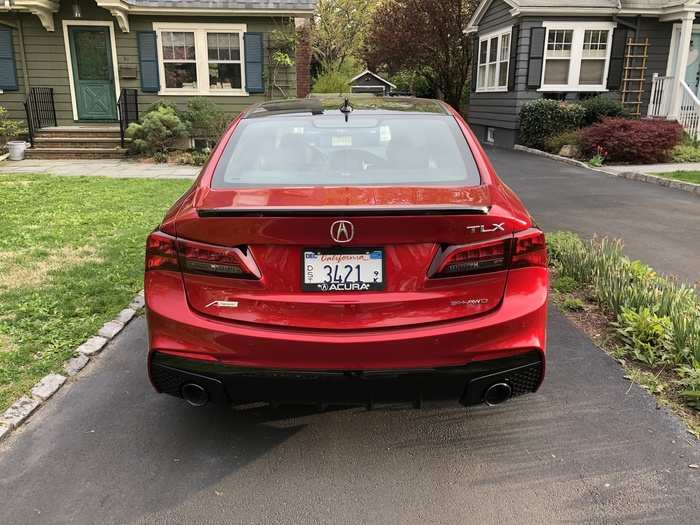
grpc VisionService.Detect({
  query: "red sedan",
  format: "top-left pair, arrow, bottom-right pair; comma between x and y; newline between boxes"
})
145,97 -> 548,409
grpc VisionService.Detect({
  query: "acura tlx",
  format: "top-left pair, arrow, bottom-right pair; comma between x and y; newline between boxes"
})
145,96 -> 548,409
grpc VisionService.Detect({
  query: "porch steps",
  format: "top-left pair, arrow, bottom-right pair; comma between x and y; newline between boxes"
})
25,126 -> 128,159
25,147 -> 127,160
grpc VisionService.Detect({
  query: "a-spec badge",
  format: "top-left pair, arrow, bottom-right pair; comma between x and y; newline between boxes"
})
205,300 -> 239,308
466,223 -> 505,234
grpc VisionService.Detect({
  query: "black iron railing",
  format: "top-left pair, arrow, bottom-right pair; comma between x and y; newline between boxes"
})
23,87 -> 57,146
118,88 -> 139,148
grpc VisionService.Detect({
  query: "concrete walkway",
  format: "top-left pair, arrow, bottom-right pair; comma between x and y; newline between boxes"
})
0,159 -> 199,179
605,162 -> 700,175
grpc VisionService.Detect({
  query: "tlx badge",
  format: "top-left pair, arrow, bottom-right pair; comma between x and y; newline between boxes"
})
466,223 -> 505,234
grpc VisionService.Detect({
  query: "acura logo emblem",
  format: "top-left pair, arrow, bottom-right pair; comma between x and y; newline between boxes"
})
330,220 -> 354,243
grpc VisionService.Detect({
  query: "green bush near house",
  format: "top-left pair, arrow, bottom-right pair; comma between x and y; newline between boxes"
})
519,99 -> 586,150
579,95 -> 629,126
182,99 -> 231,149
126,105 -> 191,156
547,231 -> 700,408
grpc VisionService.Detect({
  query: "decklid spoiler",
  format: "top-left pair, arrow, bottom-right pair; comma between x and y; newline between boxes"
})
192,184 -> 493,211
197,204 -> 490,217
172,185 -> 521,247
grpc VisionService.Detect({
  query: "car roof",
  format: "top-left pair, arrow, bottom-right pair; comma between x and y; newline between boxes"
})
242,95 -> 449,119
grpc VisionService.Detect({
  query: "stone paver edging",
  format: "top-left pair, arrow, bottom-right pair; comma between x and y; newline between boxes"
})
513,144 -> 700,196
0,291 -> 145,444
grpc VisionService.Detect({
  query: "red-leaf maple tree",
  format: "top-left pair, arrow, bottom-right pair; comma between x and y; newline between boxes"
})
363,0 -> 478,111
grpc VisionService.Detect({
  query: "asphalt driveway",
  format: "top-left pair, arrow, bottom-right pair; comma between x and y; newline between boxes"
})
0,148 -> 699,524
488,148 -> 700,285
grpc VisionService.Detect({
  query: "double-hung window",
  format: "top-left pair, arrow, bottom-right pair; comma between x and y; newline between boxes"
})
476,27 -> 511,92
154,23 -> 247,95
541,22 -> 615,91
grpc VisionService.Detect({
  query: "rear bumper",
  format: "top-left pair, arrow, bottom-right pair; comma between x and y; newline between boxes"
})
146,267 -> 547,369
145,266 -> 548,404
150,350 -> 544,407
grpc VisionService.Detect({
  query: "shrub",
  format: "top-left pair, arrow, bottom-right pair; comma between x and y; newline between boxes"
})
312,69 -> 350,93
176,150 -> 209,166
579,117 -> 683,164
670,143 -> 700,163
389,68 -> 435,98
126,105 -> 190,155
0,106 -> 27,145
544,130 -> 582,155
152,151 -> 168,164
579,95 -> 629,126
519,99 -> 586,150
613,307 -> 675,366
182,99 -> 230,148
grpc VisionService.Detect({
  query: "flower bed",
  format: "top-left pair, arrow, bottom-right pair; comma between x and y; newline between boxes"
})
548,232 -> 700,428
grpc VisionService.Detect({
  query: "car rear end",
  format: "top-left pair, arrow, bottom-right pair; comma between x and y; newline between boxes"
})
145,97 -> 548,408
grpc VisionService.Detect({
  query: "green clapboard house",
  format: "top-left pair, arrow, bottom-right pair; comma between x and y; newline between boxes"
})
0,0 -> 315,158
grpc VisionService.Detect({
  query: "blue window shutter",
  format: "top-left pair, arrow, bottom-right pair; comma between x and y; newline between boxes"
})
0,27 -> 18,91
244,32 -> 264,94
138,31 -> 160,93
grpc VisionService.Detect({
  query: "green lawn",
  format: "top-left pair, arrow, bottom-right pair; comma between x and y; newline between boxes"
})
0,174 -> 191,412
651,171 -> 700,184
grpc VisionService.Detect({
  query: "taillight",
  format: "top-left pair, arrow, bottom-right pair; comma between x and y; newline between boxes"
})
511,228 -> 547,268
145,230 -> 260,279
429,238 -> 508,278
146,230 -> 179,271
177,238 -> 260,279
428,228 -> 546,278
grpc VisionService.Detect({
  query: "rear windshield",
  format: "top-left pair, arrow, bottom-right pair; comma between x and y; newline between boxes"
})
211,114 -> 481,188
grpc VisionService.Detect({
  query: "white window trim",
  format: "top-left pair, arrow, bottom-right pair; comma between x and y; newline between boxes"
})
62,20 -> 121,122
539,21 -> 616,92
476,26 -> 513,93
152,22 -> 248,97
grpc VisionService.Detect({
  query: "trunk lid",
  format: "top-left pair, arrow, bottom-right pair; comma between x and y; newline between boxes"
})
174,186 -> 515,330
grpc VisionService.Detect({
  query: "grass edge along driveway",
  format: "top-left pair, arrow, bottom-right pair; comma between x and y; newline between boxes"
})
651,170 -> 700,185
0,174 -> 191,412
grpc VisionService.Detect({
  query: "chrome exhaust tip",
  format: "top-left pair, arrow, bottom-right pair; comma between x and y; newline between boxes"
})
484,382 -> 512,406
181,383 -> 209,407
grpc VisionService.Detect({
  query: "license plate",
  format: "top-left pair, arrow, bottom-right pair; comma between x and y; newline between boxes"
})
302,249 -> 384,292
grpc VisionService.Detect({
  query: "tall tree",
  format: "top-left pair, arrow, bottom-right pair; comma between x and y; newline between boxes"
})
364,0 -> 477,110
312,0 -> 378,71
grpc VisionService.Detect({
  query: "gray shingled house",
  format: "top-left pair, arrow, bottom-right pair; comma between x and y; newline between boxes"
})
0,0 -> 315,158
466,0 -> 700,148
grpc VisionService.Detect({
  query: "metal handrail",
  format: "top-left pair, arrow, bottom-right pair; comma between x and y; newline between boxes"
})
23,87 -> 57,146
117,88 -> 139,148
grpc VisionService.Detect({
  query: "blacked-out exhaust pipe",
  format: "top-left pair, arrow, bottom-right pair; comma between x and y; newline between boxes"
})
181,383 -> 209,407
484,382 -> 512,406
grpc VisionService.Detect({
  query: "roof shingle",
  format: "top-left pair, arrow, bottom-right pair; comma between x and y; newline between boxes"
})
124,0 -> 316,11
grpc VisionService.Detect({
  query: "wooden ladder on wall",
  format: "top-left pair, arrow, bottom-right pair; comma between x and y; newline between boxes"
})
620,38 -> 649,117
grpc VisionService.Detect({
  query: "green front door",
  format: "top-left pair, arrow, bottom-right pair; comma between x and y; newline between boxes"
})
69,26 -> 118,121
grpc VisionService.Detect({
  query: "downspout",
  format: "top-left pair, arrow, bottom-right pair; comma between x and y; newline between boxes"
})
16,13 -> 29,92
